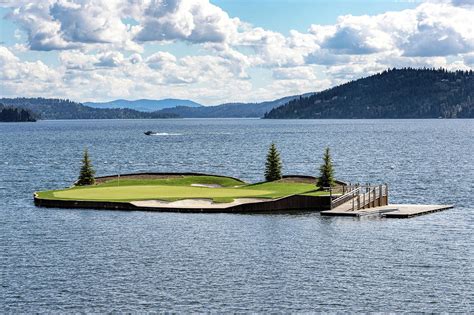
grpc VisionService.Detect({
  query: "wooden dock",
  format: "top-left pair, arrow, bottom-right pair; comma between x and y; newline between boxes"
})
320,204 -> 453,218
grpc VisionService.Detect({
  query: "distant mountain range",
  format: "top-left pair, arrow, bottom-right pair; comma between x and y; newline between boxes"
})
264,68 -> 474,119
0,98 -> 178,120
0,95 -> 311,120
2,68 -> 472,120
153,94 -> 313,118
84,98 -> 202,112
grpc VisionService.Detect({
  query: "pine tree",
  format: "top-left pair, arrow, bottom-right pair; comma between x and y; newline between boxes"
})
317,147 -> 335,189
76,148 -> 95,186
264,143 -> 282,182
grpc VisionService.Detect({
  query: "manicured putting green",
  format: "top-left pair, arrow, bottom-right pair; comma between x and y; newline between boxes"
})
52,185 -> 273,202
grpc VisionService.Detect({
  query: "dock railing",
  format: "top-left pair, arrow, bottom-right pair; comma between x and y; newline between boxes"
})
327,184 -> 360,209
329,183 -> 389,210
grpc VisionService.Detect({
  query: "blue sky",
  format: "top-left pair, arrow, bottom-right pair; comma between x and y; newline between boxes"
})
0,0 -> 472,104
212,0 -> 419,33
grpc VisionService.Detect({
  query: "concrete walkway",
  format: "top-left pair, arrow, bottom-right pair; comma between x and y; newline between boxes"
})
321,204 -> 453,218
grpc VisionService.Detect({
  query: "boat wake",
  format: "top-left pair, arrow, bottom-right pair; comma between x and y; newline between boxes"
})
151,132 -> 182,136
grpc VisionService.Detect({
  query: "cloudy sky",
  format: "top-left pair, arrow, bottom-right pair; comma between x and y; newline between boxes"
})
0,0 -> 473,105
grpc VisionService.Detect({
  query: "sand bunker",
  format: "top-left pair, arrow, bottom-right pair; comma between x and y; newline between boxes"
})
190,184 -> 222,188
131,198 -> 268,209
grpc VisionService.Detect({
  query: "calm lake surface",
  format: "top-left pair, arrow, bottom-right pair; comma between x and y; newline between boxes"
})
1,119 -> 473,312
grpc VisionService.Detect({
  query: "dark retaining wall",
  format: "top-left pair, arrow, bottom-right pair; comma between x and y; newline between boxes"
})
228,195 -> 331,213
34,196 -> 142,211
34,194 -> 332,213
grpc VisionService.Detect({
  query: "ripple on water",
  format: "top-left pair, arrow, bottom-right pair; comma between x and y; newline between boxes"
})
0,119 -> 473,312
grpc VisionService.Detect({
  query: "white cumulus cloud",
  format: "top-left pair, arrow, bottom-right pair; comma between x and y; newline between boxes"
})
0,0 -> 473,103
134,0 -> 240,44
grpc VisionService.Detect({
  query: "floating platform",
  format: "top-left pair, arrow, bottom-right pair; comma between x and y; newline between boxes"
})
320,204 -> 453,218
34,173 -> 335,213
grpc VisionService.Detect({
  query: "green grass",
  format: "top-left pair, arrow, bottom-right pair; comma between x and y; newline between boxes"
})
240,182 -> 321,198
36,175 -> 329,203
97,176 -> 245,188
301,190 -> 332,197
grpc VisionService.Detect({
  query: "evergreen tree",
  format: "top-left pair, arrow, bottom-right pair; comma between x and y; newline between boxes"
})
317,147 -> 335,189
264,68 -> 474,119
265,143 -> 282,181
77,148 -> 95,186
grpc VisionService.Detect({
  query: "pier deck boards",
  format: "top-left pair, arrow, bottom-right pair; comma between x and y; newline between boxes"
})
320,204 -> 453,218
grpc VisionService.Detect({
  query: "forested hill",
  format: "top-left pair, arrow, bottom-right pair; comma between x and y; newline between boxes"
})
0,104 -> 36,122
154,94 -> 313,118
0,98 -> 178,120
264,68 -> 474,119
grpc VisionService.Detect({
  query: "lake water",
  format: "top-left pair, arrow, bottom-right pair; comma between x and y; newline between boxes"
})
1,119 -> 473,312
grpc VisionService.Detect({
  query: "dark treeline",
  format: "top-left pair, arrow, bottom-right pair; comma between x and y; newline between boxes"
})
0,103 -> 37,122
264,68 -> 474,119
0,98 -> 178,120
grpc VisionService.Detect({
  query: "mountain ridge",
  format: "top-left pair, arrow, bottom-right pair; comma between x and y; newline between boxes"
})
84,98 -> 202,112
152,93 -> 314,118
0,98 -> 178,120
264,68 -> 473,119
2,68 -> 472,120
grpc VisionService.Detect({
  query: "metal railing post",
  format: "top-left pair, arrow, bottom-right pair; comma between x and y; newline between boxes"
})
374,187 -> 377,206
381,184 -> 384,205
373,187 -> 376,206
352,192 -> 355,211
367,186 -> 372,208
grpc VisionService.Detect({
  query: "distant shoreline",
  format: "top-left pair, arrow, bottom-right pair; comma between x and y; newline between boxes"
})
0,104 -> 36,122
8,117 -> 472,122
